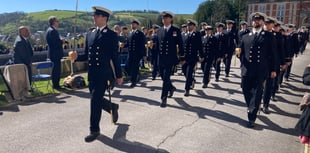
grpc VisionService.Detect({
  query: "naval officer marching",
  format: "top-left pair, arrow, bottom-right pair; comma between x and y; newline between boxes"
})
239,12 -> 277,128
71,6 -> 123,142
157,11 -> 184,107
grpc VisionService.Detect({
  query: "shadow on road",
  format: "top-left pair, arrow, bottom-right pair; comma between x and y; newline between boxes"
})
97,123 -> 168,153
111,89 -> 160,106
171,97 -> 248,128
257,115 -> 297,136
194,89 -> 245,107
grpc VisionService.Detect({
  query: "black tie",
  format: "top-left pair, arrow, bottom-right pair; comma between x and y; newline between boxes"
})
95,29 -> 100,40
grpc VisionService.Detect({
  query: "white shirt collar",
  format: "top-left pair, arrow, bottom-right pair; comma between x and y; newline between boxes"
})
97,25 -> 106,32
164,25 -> 171,30
252,28 -> 262,34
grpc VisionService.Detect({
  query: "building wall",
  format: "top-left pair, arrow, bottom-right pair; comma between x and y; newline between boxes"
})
247,0 -> 310,27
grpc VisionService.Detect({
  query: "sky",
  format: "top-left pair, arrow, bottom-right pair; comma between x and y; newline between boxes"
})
0,0 -> 206,14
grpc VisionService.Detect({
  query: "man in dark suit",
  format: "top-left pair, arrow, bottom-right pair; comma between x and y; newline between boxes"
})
238,21 -> 250,46
199,22 -> 207,37
261,16 -> 278,114
119,26 -> 129,54
214,22 -> 227,82
13,26 -> 34,84
181,24 -> 189,45
182,19 -> 202,96
284,24 -> 299,81
239,12 -> 277,128
150,24 -> 160,80
71,6 -> 123,142
223,20 -> 238,77
127,19 -> 146,87
45,16 -> 65,89
201,26 -> 217,88
270,20 -> 286,102
157,11 -> 184,107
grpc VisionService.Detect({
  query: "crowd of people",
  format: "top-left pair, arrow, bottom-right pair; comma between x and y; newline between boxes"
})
9,5 -> 309,143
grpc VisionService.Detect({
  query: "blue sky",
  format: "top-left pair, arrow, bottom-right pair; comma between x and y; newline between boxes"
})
0,0 -> 205,14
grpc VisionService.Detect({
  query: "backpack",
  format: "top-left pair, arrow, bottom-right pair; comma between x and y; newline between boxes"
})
63,75 -> 86,89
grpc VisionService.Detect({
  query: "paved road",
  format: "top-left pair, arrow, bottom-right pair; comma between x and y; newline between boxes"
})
1,46 -> 309,153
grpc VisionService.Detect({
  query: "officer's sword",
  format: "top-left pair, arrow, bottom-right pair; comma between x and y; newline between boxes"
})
107,80 -> 115,124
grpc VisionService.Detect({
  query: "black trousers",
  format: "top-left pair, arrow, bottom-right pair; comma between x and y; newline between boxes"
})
128,56 -> 141,84
215,58 -> 222,79
263,77 -> 274,108
182,62 -> 195,90
224,53 -> 233,75
88,80 -> 116,132
151,55 -> 159,79
203,60 -> 213,85
51,59 -> 61,88
271,71 -> 280,97
242,76 -> 265,122
284,60 -> 293,80
159,65 -> 175,99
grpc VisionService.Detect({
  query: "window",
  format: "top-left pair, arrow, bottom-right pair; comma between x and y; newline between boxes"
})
258,4 -> 266,13
277,3 -> 285,22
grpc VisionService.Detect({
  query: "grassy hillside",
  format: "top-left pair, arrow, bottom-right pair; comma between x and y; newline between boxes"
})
0,10 -> 192,44
28,10 -> 85,20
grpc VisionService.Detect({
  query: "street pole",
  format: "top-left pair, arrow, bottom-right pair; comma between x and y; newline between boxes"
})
74,0 -> 78,51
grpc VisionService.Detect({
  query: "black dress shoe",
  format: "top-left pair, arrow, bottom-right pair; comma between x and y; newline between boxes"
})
261,107 -> 270,114
84,131 -> 100,142
130,83 -> 136,88
225,74 -> 229,77
215,78 -> 219,82
184,90 -> 189,97
271,96 -> 277,101
168,87 -> 176,98
202,84 -> 208,88
160,98 -> 167,108
247,121 -> 255,128
112,104 -> 119,123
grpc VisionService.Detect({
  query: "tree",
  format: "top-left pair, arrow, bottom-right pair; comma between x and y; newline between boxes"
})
194,0 -> 246,26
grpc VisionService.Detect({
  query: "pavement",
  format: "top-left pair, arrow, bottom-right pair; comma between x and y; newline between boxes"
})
0,45 -> 310,153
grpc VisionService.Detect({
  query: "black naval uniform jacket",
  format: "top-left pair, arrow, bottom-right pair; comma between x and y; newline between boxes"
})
240,30 -> 277,78
201,34 -> 217,63
150,34 -> 159,59
224,29 -> 238,55
77,27 -> 122,82
238,29 -> 250,47
181,32 -> 189,45
127,30 -> 146,59
214,32 -> 227,59
285,32 -> 299,58
183,31 -> 203,64
157,26 -> 184,67
274,31 -> 286,68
